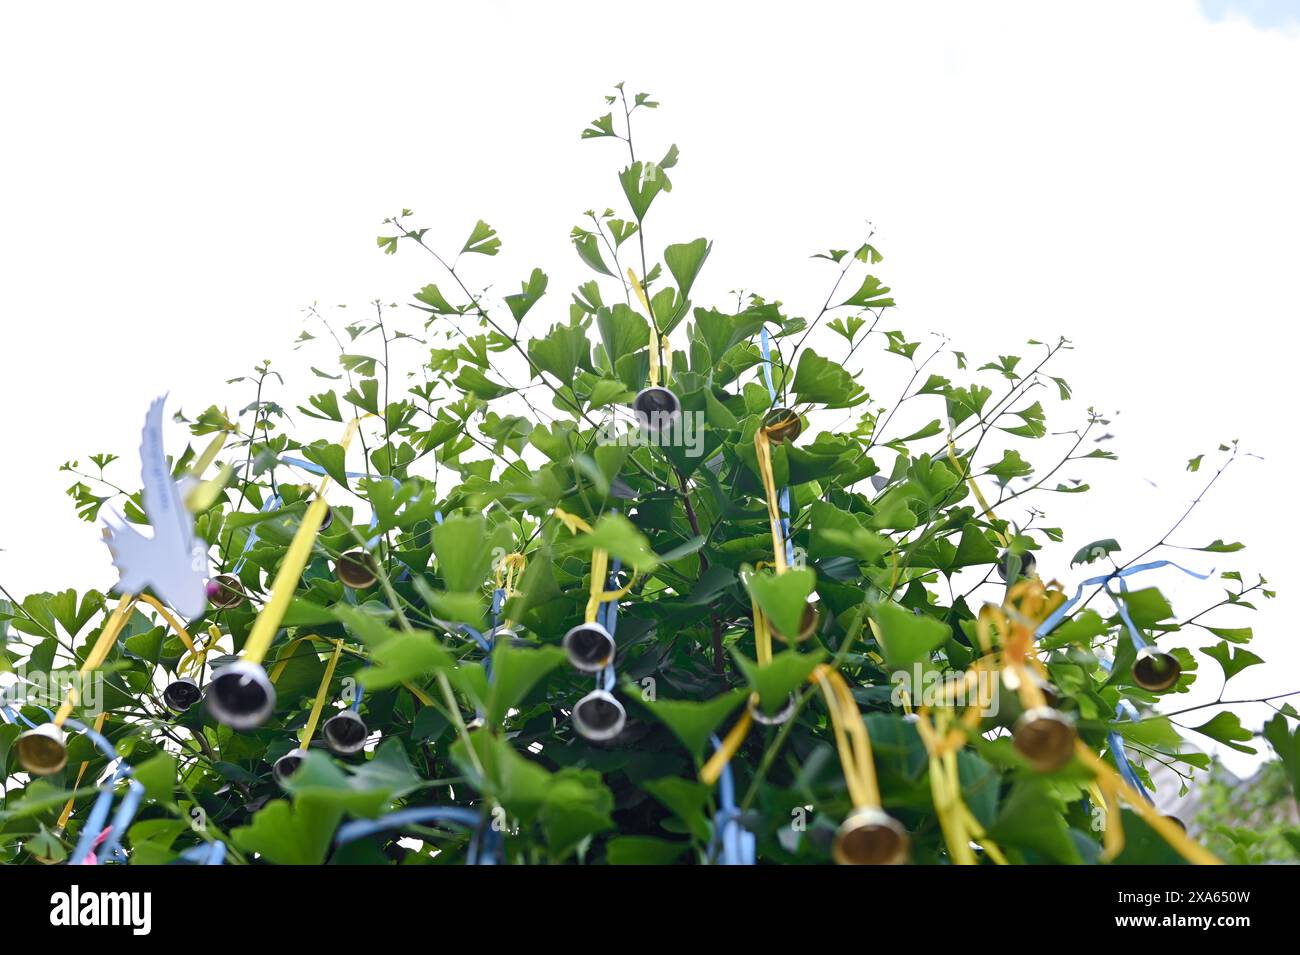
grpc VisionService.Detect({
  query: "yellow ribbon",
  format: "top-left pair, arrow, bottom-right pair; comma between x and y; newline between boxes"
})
402,680 -> 435,707
177,625 -> 222,678
628,267 -> 669,387
700,707 -> 754,786
914,702 -> 1006,865
298,639 -> 343,749
753,428 -> 789,576
137,594 -> 196,656
811,665 -> 882,810
242,418 -> 360,666
554,508 -> 637,625
56,710 -> 109,831
494,552 -> 527,629
54,594 -> 138,726
1075,743 -> 1220,865
184,429 -> 234,513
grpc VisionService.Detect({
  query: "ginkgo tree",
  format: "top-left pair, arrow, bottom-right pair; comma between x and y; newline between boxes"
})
1,85 -> 1294,866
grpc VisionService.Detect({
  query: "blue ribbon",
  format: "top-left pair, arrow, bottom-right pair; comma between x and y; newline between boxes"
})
708,734 -> 756,865
1034,559 -> 1212,642
334,806 -> 482,846
281,457 -> 400,550
1095,659 -> 1154,803
177,841 -> 227,865
597,558 -> 622,694
61,717 -> 141,866
232,493 -> 282,575
1036,560 -> 1213,810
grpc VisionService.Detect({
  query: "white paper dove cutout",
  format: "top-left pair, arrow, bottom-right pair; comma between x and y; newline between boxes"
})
102,395 -> 210,618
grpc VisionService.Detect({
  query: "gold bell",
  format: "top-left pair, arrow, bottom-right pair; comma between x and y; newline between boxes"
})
335,549 -> 379,590
632,386 -> 681,433
562,622 -> 616,673
16,721 -> 68,776
1013,706 -> 1077,773
761,407 -> 803,444
1132,646 -> 1181,693
206,574 -> 247,610
571,689 -> 626,741
832,807 -> 910,865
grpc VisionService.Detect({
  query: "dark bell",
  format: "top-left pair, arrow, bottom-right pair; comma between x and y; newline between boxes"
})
323,710 -> 369,755
206,574 -> 246,609
571,689 -> 626,741
272,747 -> 308,788
761,407 -> 803,444
997,550 -> 1037,582
16,722 -> 68,776
771,603 -> 820,643
1132,646 -> 1181,693
633,386 -> 681,433
832,807 -> 910,865
318,503 -> 334,532
206,660 -> 276,730
562,622 -> 616,673
1013,706 -> 1077,773
163,676 -> 202,713
335,549 -> 379,590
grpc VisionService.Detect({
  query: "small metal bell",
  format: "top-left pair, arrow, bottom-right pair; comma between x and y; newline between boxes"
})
997,550 -> 1037,582
1013,706 -> 1077,773
272,747 -> 308,788
206,573 -> 246,609
633,386 -> 681,433
571,689 -> 626,741
562,621 -> 616,673
335,549 -> 379,590
832,807 -> 910,865
322,710 -> 369,755
771,603 -> 820,643
318,503 -> 333,532
1132,646 -> 1181,693
748,692 -> 796,726
206,659 -> 276,730
163,676 -> 202,713
491,624 -> 520,644
761,407 -> 803,444
16,721 -> 68,776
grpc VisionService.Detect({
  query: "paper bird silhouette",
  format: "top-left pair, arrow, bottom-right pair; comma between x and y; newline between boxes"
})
102,395 -> 210,618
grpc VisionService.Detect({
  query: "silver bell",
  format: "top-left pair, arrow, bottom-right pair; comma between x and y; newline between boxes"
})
272,747 -> 308,788
322,710 -> 369,755
562,622 -> 616,673
571,689 -> 626,741
206,660 -> 276,730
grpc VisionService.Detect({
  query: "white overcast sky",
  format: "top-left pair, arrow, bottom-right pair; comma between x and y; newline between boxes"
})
2,0 -> 1298,775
